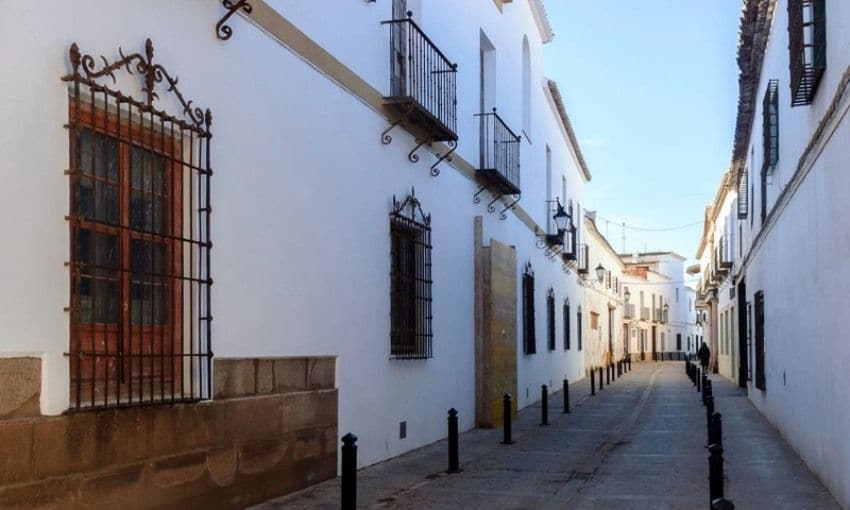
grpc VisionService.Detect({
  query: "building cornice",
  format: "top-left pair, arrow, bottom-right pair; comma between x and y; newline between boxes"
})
528,0 -> 555,44
731,0 -> 777,174
546,80 -> 592,181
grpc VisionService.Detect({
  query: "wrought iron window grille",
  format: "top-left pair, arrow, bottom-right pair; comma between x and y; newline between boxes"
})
522,262 -> 536,355
216,0 -> 253,41
576,244 -> 589,275
788,0 -> 826,107
473,108 -> 521,220
762,80 -> 779,175
546,287 -> 556,351
563,298 -> 571,351
576,306 -> 583,351
62,39 -> 212,410
381,12 -> 458,176
389,189 -> 433,360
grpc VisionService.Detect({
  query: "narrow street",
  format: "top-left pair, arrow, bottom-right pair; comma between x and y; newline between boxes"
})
256,363 -> 838,510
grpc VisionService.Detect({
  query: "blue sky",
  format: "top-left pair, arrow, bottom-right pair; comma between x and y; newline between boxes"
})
544,1 -> 741,264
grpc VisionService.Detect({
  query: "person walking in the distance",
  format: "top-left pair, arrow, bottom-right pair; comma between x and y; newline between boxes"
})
698,341 -> 711,372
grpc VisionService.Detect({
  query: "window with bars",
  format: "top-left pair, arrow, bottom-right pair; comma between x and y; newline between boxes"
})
576,307 -> 583,351
563,299 -> 571,350
522,263 -> 536,355
754,291 -> 766,390
390,190 -> 433,359
64,40 -> 212,410
763,80 -> 779,174
546,288 -> 555,351
788,0 -> 826,107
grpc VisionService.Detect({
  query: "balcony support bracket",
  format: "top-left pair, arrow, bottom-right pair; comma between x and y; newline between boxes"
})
473,185 -> 490,204
408,138 -> 427,163
430,140 -> 456,177
216,0 -> 253,41
499,194 -> 521,220
381,121 -> 400,145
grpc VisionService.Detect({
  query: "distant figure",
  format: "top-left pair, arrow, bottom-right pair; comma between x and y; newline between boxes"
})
698,342 -> 710,371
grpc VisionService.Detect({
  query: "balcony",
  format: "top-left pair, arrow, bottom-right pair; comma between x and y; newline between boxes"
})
654,308 -> 663,323
476,110 -> 521,196
382,15 -> 457,143
640,307 -> 650,321
624,303 -> 635,319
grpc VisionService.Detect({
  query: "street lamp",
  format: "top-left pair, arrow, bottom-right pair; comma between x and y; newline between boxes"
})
624,287 -> 631,302
544,198 -> 570,247
595,263 -> 605,283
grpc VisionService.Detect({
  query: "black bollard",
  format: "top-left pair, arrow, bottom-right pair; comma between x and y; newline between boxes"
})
703,380 -> 713,406
710,412 -> 723,447
606,364 -> 610,385
541,385 -> 549,426
711,498 -> 736,509
563,379 -> 570,413
447,408 -> 460,473
341,433 -> 358,510
591,368 -> 596,395
501,393 -> 513,444
706,396 -> 715,445
709,443 -> 724,504
697,368 -> 702,392
599,366 -> 604,390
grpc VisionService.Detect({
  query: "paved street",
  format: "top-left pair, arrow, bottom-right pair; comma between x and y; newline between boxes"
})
254,362 -> 839,509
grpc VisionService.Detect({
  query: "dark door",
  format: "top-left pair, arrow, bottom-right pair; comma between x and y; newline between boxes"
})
651,326 -> 657,360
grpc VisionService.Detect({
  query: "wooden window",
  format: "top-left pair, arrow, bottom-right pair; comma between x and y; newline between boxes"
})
754,291 -> 766,390
70,104 -> 191,409
390,192 -> 433,359
563,299 -> 571,350
788,0 -> 826,106
546,288 -> 556,351
522,263 -> 536,355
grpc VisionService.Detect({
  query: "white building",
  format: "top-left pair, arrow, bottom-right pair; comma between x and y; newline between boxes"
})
580,213 -> 626,370
0,1 -> 601,505
620,252 -> 697,361
697,0 -> 850,505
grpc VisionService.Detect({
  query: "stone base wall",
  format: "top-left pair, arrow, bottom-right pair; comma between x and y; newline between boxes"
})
0,357 -> 337,509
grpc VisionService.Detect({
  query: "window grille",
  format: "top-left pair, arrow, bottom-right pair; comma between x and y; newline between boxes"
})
64,40 -> 212,410
754,291 -> 766,390
762,80 -> 779,174
390,189 -> 433,359
546,288 -> 555,351
522,262 -> 536,355
737,167 -> 749,218
576,307 -> 583,351
788,0 -> 826,106
563,299 -> 571,350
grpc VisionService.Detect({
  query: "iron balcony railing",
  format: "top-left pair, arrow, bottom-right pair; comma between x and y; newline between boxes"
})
383,15 -> 457,141
476,110 -> 521,195
654,308 -> 663,323
640,307 -> 650,321
624,303 -> 635,319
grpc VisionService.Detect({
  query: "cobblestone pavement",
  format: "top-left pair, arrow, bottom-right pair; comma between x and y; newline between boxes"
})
253,362 -> 839,509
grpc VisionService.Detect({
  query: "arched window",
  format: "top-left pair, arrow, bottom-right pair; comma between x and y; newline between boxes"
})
522,36 -> 531,137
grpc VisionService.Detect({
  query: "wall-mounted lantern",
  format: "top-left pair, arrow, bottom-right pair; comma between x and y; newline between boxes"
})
595,264 -> 605,283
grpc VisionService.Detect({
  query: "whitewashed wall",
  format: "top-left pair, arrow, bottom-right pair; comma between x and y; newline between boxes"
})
729,0 -> 850,505
0,0 -> 593,468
